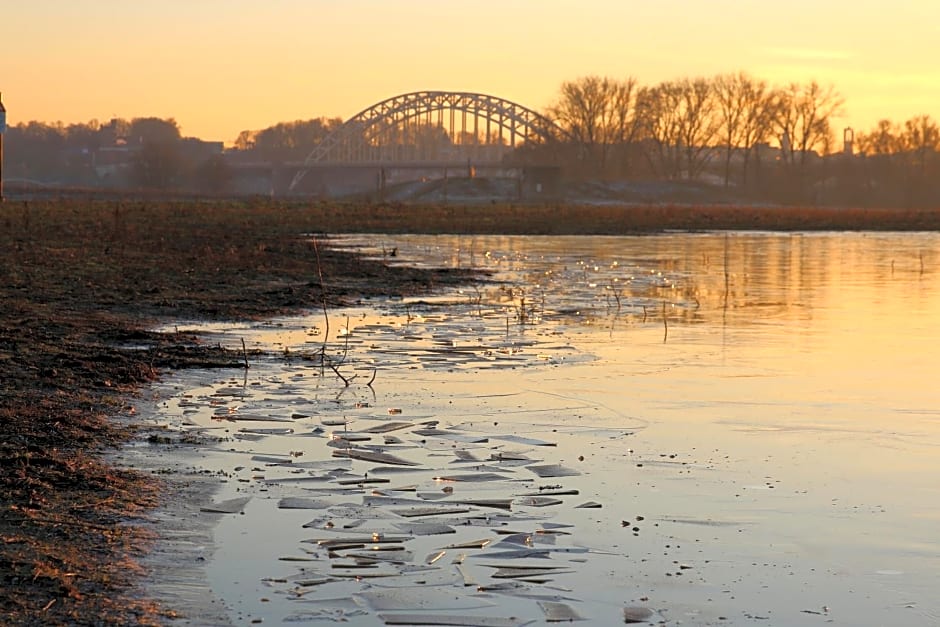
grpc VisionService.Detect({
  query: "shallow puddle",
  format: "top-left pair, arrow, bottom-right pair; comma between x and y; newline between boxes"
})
124,233 -> 940,626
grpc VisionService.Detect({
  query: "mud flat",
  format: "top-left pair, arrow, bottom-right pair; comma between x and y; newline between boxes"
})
0,200 -> 480,625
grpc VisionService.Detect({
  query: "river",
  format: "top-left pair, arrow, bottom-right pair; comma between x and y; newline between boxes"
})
127,232 -> 940,626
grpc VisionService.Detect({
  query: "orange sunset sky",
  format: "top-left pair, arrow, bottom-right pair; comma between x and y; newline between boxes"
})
2,0 -> 938,145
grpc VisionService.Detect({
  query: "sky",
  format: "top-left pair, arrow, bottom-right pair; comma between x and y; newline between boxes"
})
2,0 -> 939,144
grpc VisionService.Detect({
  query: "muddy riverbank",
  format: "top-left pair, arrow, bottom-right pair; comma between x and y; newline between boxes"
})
0,199 -> 481,625
2,198 -> 938,625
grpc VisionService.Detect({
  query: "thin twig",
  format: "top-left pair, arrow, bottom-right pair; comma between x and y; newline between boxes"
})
329,364 -> 349,387
241,338 -> 250,369
367,369 -> 377,387
662,300 -> 668,343
338,315 -> 351,364
723,232 -> 730,310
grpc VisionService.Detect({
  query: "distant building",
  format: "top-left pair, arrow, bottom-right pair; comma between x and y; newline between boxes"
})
180,137 -> 224,162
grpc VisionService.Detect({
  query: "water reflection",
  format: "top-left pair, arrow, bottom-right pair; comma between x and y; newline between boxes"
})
367,232 -> 940,336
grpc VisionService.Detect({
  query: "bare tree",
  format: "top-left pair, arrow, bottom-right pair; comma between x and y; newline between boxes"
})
773,81 -> 844,169
901,114 -> 940,177
548,76 -> 641,177
855,119 -> 904,204
636,83 -> 683,179
675,77 -> 720,180
898,115 -> 940,206
856,119 -> 903,156
637,78 -> 719,180
771,81 -> 843,201
853,116 -> 940,207
233,130 -> 256,151
714,72 -> 775,187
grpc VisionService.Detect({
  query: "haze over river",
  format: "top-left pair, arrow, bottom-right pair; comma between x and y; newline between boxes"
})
133,232 -> 940,626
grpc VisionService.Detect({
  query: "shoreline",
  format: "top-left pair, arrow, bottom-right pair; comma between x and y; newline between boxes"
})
0,199 -> 481,625
111,396 -> 233,627
2,198 -> 939,624
290,201 -> 940,234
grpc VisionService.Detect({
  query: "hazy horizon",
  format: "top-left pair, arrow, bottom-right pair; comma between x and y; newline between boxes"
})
3,0 -> 939,143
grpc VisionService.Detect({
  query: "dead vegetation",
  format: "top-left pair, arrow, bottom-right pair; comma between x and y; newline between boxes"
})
164,200 -> 940,234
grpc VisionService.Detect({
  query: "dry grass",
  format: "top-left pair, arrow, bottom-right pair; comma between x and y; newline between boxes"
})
178,200 -> 940,234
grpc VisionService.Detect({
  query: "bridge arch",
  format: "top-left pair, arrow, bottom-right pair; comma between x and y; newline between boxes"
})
289,91 -> 565,191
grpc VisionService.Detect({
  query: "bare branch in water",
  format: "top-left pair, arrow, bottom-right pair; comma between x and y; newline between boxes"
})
662,300 -> 668,343
329,364 -> 350,387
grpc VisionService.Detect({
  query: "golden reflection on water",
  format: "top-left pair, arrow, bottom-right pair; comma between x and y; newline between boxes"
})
391,231 -> 940,479
357,232 -> 940,425
183,232 -> 940,626
387,232 -> 940,622
433,232 -> 940,323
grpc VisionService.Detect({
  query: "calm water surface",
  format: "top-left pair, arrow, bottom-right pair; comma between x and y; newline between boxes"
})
138,232 -> 940,626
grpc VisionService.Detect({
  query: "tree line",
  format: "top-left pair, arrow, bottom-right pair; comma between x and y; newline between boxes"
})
549,74 -> 843,185
543,73 -> 939,206
2,116 -> 233,191
2,115 -> 348,193
232,118 -> 343,161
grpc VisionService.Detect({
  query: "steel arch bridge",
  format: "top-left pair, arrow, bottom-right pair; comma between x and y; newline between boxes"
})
289,91 -> 564,191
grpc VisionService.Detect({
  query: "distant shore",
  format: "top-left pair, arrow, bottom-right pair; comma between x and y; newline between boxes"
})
284,201 -> 940,233
5,195 -> 940,233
